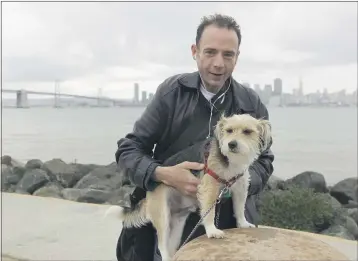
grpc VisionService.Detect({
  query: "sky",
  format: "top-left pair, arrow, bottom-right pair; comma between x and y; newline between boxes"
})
2,1 -> 357,100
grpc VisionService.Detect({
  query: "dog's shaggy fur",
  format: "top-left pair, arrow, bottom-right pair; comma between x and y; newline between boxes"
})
106,113 -> 272,261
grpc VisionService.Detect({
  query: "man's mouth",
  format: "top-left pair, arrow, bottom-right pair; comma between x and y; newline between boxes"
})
210,72 -> 223,77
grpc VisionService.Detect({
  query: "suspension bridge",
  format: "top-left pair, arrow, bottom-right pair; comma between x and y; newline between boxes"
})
1,88 -> 144,108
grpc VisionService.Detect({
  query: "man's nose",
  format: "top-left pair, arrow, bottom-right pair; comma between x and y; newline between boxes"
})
213,54 -> 225,68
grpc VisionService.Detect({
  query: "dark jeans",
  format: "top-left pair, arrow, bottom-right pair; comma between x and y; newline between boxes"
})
116,197 -> 242,261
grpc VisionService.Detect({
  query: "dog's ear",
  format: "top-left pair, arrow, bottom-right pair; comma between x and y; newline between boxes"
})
257,119 -> 272,151
214,114 -> 227,139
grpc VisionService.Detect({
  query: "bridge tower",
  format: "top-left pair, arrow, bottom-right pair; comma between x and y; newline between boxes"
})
16,90 -> 28,108
97,87 -> 103,107
54,80 -> 61,108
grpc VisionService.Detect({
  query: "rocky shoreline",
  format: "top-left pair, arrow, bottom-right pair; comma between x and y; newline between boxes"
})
2,155 -> 358,241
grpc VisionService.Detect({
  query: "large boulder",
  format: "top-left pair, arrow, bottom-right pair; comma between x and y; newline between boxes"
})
330,177 -> 358,204
15,169 -> 50,194
348,208 -> 358,225
73,162 -> 125,191
1,164 -> 26,192
1,155 -> 24,167
322,210 -> 358,240
61,188 -> 112,204
320,225 -> 355,240
41,159 -> 82,188
25,159 -> 43,169
172,227 -> 349,261
265,175 -> 284,190
283,171 -> 328,193
33,181 -> 64,198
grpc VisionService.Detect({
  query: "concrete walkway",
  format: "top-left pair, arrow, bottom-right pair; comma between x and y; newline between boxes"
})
2,192 -> 121,261
2,192 -> 357,261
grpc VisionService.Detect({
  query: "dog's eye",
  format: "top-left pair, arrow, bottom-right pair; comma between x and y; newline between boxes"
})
226,128 -> 233,133
243,129 -> 253,135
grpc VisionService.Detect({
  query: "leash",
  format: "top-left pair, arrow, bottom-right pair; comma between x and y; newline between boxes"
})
180,184 -> 229,248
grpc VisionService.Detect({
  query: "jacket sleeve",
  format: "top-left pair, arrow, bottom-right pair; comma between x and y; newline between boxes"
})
248,97 -> 275,196
115,83 -> 168,191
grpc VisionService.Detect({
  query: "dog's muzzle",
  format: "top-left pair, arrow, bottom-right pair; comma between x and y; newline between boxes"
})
228,140 -> 239,153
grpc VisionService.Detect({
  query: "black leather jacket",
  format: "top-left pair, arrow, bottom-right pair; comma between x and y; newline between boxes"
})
115,71 -> 274,222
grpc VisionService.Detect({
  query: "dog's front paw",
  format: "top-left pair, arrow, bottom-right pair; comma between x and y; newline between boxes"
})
206,226 -> 225,238
160,252 -> 172,261
237,220 -> 255,228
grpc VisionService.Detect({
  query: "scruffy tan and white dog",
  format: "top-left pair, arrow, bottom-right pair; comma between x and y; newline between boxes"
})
106,113 -> 272,261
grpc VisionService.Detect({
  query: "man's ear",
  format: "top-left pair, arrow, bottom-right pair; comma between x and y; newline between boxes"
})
234,49 -> 240,66
191,44 -> 197,60
257,119 -> 272,151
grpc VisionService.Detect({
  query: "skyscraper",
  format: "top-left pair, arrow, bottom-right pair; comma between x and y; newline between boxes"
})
273,78 -> 283,96
134,83 -> 139,103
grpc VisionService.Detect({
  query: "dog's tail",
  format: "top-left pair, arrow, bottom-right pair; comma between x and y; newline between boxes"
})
104,199 -> 149,228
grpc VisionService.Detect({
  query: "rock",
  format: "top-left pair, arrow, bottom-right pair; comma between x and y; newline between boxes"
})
61,188 -> 112,204
1,155 -> 24,167
69,163 -> 103,177
1,164 -> 16,191
173,227 -> 349,261
33,182 -> 63,198
1,165 -> 26,191
330,177 -> 358,204
327,210 -> 358,239
320,224 -> 355,240
343,200 -> 358,209
25,159 -> 43,169
266,175 -> 284,190
322,193 -> 342,209
106,186 -> 136,207
15,169 -> 50,194
348,208 -> 358,225
41,159 -> 80,188
1,155 -> 12,166
74,162 -> 124,191
283,171 -> 328,193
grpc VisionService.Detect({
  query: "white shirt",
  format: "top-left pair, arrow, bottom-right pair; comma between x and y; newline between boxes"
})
200,84 -> 216,101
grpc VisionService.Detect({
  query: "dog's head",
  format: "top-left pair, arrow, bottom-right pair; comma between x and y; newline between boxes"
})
214,113 -> 272,164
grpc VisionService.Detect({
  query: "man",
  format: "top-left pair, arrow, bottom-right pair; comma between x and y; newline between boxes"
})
115,13 -> 274,261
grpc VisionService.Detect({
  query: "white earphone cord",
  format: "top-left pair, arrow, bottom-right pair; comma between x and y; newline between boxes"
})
200,76 -> 231,139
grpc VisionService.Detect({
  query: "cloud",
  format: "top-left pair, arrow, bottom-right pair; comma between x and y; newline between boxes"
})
2,1 -> 357,95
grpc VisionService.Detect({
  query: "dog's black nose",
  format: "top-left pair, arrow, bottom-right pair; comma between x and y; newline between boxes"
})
228,140 -> 237,150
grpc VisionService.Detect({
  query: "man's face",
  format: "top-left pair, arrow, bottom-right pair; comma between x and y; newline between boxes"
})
192,25 -> 240,93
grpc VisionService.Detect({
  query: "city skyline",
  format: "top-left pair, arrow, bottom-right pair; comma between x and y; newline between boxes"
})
2,76 -> 357,102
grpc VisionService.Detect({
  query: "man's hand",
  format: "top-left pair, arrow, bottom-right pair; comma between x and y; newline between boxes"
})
154,161 -> 204,197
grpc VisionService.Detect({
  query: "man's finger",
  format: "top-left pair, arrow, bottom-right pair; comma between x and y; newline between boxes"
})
180,161 -> 204,170
185,184 -> 198,194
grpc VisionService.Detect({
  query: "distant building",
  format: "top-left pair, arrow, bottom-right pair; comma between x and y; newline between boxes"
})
142,91 -> 147,104
264,84 -> 272,96
134,83 -> 140,103
273,78 -> 282,96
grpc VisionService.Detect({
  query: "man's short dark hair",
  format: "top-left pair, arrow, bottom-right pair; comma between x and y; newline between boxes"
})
196,13 -> 242,47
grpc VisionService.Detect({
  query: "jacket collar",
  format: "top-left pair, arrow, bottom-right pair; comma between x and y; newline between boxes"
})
177,71 -> 201,89
178,71 -> 255,113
